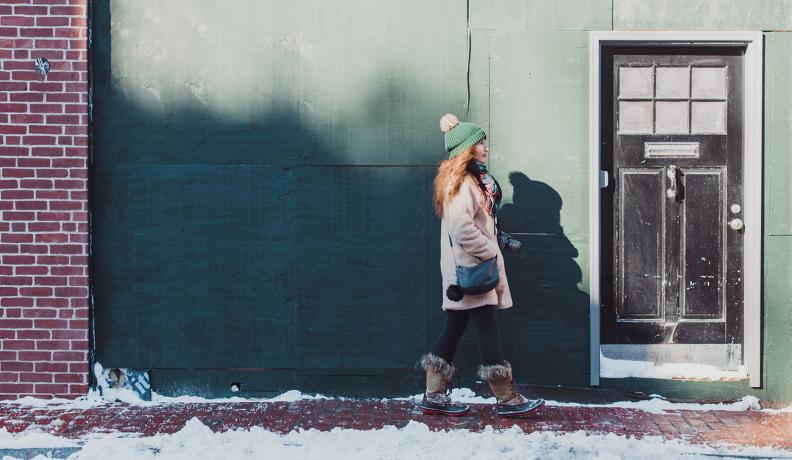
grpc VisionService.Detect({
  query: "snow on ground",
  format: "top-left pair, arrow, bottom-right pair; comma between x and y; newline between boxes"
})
600,352 -> 748,381
0,430 -> 78,449
4,387 -> 778,416
399,388 -> 765,415
5,388 -> 338,410
546,394 -> 763,415
2,417 -> 792,460
5,360 -> 767,415
2,386 -> 790,459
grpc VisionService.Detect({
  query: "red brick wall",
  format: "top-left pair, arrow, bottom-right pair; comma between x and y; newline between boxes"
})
0,0 -> 89,399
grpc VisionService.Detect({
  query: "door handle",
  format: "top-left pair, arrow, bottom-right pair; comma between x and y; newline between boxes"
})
666,165 -> 678,199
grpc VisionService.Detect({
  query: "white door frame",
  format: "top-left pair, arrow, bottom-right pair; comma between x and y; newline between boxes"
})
588,31 -> 764,387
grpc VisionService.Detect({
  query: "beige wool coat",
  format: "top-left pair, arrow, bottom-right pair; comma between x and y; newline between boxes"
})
440,175 -> 513,311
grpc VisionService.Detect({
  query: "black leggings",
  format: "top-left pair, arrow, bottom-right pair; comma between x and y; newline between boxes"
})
430,305 -> 505,366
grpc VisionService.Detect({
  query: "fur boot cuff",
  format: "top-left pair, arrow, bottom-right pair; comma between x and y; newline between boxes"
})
418,353 -> 455,382
477,360 -> 513,382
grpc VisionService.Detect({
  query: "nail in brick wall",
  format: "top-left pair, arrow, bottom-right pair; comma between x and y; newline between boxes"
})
0,0 -> 89,400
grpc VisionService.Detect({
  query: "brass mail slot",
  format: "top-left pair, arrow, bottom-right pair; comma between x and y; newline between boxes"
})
644,142 -> 700,158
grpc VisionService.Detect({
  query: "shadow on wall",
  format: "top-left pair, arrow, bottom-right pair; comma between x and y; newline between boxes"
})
493,172 -> 589,387
91,1 -> 468,398
91,90 -> 447,396
90,0 -> 588,396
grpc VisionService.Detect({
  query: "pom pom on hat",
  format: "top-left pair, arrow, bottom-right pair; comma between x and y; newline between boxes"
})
439,113 -> 460,133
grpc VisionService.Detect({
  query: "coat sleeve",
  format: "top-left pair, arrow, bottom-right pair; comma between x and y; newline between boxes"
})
446,177 -> 498,261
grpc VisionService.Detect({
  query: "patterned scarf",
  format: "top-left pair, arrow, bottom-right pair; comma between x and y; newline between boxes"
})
470,161 -> 501,217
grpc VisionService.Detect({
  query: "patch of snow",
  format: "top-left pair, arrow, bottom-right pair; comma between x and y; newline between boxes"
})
394,387 -> 495,404
600,351 -> 748,381
3,388 -> 768,416
764,405 -> 792,414
151,389 -> 338,404
2,418 -> 792,460
545,395 -> 761,415
398,391 -> 760,415
0,428 -> 78,449
3,389 -> 338,409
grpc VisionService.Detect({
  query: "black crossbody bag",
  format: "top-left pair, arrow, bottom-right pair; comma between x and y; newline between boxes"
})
447,231 -> 499,295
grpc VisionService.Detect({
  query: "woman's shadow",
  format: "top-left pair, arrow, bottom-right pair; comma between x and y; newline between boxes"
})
485,172 -> 590,386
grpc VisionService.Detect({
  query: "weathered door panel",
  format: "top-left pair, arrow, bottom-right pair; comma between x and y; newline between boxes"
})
680,169 -> 726,320
601,47 -> 744,348
618,169 -> 664,321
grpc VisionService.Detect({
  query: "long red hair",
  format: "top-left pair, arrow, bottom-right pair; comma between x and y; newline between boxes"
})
432,146 -> 476,217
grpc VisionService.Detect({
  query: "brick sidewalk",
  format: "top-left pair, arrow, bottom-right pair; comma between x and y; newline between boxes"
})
1,400 -> 790,450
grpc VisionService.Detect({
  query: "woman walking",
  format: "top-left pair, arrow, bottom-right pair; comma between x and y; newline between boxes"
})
417,113 -> 544,417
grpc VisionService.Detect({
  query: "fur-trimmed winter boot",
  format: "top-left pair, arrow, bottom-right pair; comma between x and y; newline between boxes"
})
478,360 -> 544,417
416,353 -> 470,416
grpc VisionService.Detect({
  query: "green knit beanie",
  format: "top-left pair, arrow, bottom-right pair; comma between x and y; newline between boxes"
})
443,118 -> 486,158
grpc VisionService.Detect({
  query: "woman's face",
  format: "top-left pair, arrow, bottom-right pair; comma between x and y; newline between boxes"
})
472,139 -> 489,163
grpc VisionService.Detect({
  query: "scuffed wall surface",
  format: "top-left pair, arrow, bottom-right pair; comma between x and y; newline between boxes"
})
88,0 -> 792,400
91,0 -> 469,393
763,32 -> 792,403
464,0 -> 611,386
614,0 -> 792,31
470,0 -> 611,31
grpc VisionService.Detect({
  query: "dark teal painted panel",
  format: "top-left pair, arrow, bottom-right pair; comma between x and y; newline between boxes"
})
295,166 -> 440,369
151,368 -> 425,399
151,369 -> 298,398
92,165 -> 296,368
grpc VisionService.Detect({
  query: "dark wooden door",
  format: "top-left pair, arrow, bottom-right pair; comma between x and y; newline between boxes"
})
601,47 -> 744,346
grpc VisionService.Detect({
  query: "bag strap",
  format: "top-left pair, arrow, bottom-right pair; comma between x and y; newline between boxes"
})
447,233 -> 459,266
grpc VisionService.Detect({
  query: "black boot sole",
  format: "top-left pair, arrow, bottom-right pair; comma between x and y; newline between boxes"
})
419,406 -> 471,416
418,403 -> 470,417
495,399 -> 545,418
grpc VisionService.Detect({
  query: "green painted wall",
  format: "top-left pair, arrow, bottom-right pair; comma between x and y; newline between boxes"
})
763,32 -> 792,404
91,0 -> 792,401
91,0 -> 472,397
465,0 -> 612,388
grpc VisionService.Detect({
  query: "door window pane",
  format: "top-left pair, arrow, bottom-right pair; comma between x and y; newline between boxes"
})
656,67 -> 690,99
691,67 -> 727,99
655,101 -> 689,134
619,67 -> 653,98
691,101 -> 727,134
618,101 -> 653,134
617,64 -> 728,135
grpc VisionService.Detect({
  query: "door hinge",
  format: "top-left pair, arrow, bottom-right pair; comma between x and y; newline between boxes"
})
599,170 -> 609,189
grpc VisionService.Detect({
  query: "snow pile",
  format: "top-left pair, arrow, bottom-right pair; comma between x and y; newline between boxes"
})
394,387 -> 496,404
150,389 -> 338,404
0,429 -> 78,449
399,389 -> 761,414
547,395 -> 761,415
5,387 -> 766,416
2,418 -> 791,460
600,352 -> 748,381
5,388 -> 336,409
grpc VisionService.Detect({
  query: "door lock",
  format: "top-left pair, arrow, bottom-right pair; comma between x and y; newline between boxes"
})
666,165 -> 678,199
